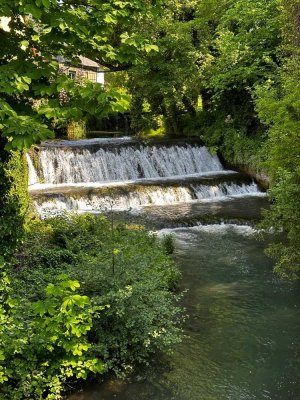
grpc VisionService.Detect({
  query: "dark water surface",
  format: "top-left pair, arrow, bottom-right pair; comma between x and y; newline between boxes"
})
68,224 -> 300,400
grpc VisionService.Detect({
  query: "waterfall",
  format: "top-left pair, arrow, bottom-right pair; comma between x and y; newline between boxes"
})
28,144 -> 223,185
26,154 -> 39,186
27,138 -> 264,219
191,182 -> 260,199
33,182 -> 263,218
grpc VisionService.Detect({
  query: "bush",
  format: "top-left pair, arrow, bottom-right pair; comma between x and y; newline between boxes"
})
161,234 -> 175,256
259,169 -> 300,280
10,214 -> 183,394
0,149 -> 31,259
0,267 -> 104,400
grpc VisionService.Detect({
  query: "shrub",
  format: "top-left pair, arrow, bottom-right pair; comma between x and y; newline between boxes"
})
0,267 -> 104,400
0,149 -> 31,259
161,234 -> 175,256
11,214 -> 183,388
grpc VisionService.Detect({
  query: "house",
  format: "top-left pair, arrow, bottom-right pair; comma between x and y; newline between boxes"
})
56,56 -> 105,85
1,17 -> 105,85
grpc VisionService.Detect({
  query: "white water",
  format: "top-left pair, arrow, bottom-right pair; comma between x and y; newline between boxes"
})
26,154 -> 39,186
28,171 -> 239,192
157,224 -> 257,237
28,138 -> 264,218
29,144 -> 223,185
41,137 -> 134,147
34,182 -> 262,217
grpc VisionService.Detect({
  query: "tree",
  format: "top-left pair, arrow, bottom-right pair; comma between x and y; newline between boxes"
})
0,0 -> 161,150
201,0 -> 281,101
127,0 -> 281,139
128,0 -> 201,136
0,0 -> 161,256
255,0 -> 300,279
191,0 -> 280,150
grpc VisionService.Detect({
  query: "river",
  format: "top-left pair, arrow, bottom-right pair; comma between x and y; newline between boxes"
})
26,138 -> 300,399
68,224 -> 300,400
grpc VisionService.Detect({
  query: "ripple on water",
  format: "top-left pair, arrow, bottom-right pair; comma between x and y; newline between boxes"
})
68,224 -> 300,400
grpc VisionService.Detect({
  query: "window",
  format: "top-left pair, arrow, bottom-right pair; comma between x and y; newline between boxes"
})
68,70 -> 76,79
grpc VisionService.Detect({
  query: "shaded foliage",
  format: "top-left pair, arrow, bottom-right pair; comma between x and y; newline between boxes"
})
0,0 -> 162,149
128,1 -> 201,136
255,0 -> 300,279
0,148 -> 31,258
0,267 -> 104,400
6,214 -> 183,397
128,0 -> 281,140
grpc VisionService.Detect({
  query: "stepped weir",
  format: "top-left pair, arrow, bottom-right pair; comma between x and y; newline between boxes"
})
27,138 -> 266,223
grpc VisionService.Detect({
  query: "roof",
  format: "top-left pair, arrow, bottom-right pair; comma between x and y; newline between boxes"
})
79,56 -> 100,68
55,55 -> 101,70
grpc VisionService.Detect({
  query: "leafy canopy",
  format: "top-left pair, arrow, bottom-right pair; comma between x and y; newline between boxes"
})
255,0 -> 300,279
0,0 -> 161,149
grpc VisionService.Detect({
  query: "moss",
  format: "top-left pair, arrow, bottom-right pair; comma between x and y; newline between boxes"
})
0,150 -> 34,257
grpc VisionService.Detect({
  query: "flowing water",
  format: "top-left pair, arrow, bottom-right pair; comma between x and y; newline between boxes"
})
26,139 -> 300,399
27,140 -> 263,218
68,225 -> 300,400
31,143 -> 223,184
32,181 -> 261,216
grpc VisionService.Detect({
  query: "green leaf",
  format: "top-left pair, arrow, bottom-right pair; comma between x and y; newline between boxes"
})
68,281 -> 80,291
144,44 -> 159,53
23,4 -> 42,19
20,40 -> 29,48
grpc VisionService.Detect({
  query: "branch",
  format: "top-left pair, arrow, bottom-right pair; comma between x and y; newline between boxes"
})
95,61 -> 133,73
